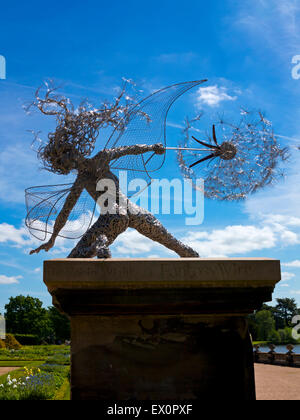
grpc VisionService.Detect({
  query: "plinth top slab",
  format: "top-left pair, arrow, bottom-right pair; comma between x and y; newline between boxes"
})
44,258 -> 280,290
44,259 -> 281,316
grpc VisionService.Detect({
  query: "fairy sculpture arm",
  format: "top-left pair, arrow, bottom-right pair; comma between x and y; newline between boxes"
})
30,176 -> 84,254
102,143 -> 165,162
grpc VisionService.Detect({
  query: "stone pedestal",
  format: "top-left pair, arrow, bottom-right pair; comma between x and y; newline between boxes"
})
44,258 -> 281,401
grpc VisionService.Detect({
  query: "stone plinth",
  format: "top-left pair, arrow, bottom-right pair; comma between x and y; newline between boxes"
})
44,258 -> 281,401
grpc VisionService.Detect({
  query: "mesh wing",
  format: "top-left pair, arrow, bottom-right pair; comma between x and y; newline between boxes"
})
104,80 -> 207,195
25,184 -> 96,240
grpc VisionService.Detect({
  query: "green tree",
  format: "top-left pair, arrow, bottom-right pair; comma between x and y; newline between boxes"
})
267,329 -> 281,344
4,295 -> 52,341
255,310 -> 276,341
274,298 -> 298,328
247,313 -> 258,341
48,306 -> 70,342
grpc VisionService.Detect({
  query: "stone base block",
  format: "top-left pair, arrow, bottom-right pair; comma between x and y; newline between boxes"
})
44,258 -> 281,401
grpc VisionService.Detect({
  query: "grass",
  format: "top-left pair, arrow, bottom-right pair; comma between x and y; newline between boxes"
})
0,361 -> 45,367
0,345 -> 70,361
53,378 -> 70,400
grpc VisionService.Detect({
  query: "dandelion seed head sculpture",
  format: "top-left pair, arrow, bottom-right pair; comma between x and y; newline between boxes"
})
177,110 -> 289,201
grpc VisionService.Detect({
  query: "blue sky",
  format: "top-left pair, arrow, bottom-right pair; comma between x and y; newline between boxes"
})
0,0 -> 300,312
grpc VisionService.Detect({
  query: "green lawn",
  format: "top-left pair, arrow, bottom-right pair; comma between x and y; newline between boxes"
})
0,345 -> 70,361
53,379 -> 70,400
0,360 -> 45,368
252,341 -> 270,346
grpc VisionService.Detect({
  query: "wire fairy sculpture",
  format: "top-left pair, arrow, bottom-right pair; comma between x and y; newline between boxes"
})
25,79 -> 289,258
26,79 -> 207,258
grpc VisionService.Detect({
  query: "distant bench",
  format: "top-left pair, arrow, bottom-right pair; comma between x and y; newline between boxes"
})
253,344 -> 300,368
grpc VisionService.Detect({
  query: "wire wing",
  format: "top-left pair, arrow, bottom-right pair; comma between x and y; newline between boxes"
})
104,80 -> 207,195
25,184 -> 97,240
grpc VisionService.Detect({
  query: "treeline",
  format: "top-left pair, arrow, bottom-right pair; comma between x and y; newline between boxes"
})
248,298 -> 300,344
2,295 -> 70,344
1,295 -> 299,346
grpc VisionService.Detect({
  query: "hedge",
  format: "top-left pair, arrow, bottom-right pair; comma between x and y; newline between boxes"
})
13,334 -> 40,346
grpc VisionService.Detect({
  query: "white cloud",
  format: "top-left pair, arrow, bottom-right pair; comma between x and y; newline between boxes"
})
0,209 -> 298,261
265,214 -> 300,228
179,207 -> 300,257
0,275 -> 22,285
244,153 -> 300,250
279,231 -> 299,246
0,223 -> 34,247
0,208 -> 99,257
281,272 -> 296,282
0,221 -> 71,256
196,85 -> 237,108
113,229 -> 175,257
182,225 -> 276,257
279,283 -> 290,287
282,260 -> 300,268
113,219 -> 298,259
232,0 -> 300,58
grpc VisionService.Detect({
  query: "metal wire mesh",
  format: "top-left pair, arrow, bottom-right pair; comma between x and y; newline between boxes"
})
25,184 -> 96,240
177,110 -> 289,200
105,80 -> 206,191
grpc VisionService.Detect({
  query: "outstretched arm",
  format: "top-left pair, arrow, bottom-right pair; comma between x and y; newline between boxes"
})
30,177 -> 84,255
102,143 -> 165,162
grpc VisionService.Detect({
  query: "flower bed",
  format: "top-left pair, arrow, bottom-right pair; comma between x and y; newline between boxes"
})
0,346 -> 70,400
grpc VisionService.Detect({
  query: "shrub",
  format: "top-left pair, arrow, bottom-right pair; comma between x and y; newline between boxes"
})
45,354 -> 70,366
278,327 -> 298,344
267,329 -> 281,344
0,339 -> 5,349
5,334 -> 22,350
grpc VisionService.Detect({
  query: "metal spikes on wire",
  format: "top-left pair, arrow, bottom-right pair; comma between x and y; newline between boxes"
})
166,125 -> 237,167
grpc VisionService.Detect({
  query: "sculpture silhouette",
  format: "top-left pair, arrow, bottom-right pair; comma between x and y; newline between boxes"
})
26,80 -> 205,258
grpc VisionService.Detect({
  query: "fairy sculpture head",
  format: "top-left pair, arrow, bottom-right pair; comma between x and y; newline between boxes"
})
37,111 -> 98,175
27,80 -> 139,175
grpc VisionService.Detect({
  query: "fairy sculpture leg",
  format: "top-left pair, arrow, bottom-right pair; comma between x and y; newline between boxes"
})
128,209 -> 199,258
68,213 -> 129,258
68,208 -> 199,259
